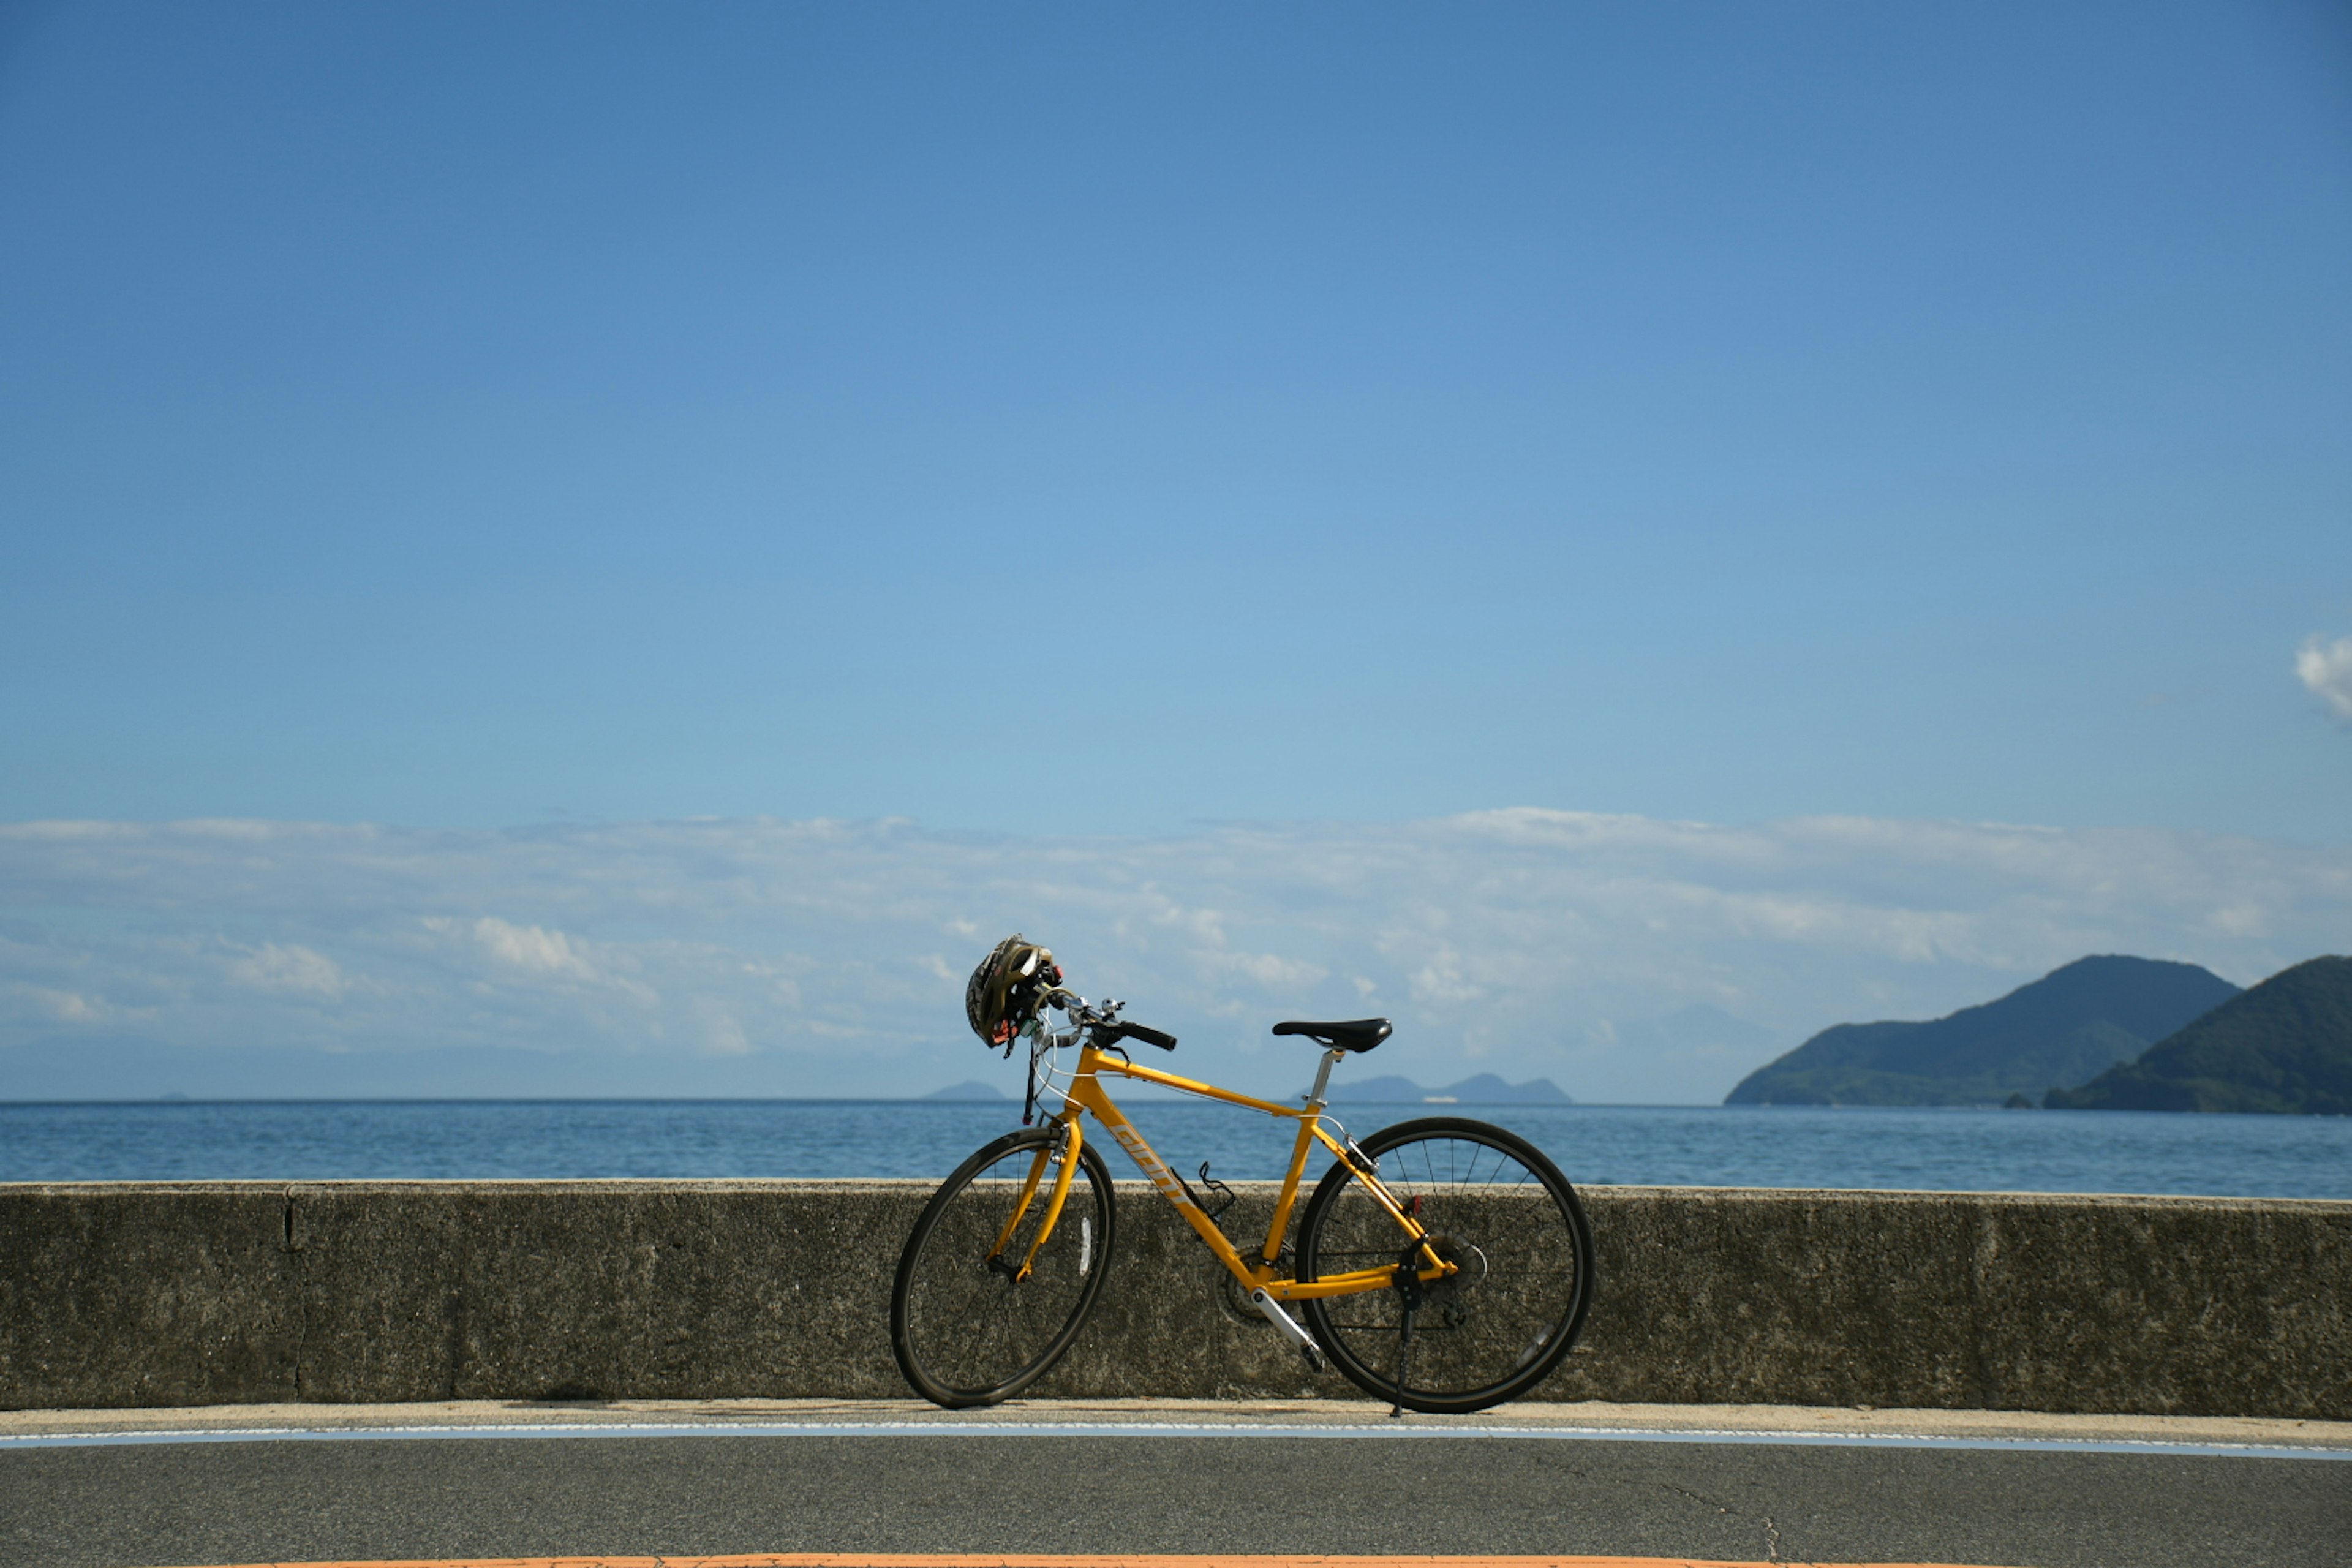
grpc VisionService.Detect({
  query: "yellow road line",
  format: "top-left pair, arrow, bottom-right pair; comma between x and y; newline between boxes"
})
155,1555 -> 2026,1568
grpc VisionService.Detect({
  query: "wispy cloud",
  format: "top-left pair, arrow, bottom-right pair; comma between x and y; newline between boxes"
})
2299,635 -> 2352,723
1,810 -> 2345,1101
227,942 -> 347,998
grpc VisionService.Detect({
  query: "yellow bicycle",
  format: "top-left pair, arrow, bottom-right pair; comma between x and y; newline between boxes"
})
889,981 -> 1596,1414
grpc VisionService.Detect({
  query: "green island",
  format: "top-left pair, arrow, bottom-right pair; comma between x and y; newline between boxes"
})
2045,956 -> 2352,1114
1727,952 -> 2351,1113
1724,956 -> 2239,1108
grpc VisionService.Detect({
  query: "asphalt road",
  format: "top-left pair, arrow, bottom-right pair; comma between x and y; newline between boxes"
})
4,1429 -> 2346,1568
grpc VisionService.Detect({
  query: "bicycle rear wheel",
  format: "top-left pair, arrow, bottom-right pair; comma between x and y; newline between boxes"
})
1297,1116 -> 1594,1414
890,1124 -> 1117,1408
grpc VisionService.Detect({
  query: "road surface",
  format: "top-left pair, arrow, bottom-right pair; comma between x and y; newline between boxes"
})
4,1399 -> 2345,1568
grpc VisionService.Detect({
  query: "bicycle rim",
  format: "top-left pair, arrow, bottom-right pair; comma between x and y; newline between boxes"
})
1298,1117 -> 1594,1414
890,1126 -> 1115,1408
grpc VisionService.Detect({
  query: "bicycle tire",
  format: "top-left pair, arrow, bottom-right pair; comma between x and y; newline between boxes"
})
890,1125 -> 1117,1408
1297,1116 -> 1594,1414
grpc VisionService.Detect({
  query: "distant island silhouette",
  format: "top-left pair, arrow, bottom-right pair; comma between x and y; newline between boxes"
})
918,1080 -> 1010,1102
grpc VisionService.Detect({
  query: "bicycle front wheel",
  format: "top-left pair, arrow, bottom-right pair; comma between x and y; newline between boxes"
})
1297,1116 -> 1594,1414
890,1124 -> 1117,1408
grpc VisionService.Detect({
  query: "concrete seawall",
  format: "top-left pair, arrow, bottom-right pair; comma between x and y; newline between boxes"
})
2,1181 -> 2345,1417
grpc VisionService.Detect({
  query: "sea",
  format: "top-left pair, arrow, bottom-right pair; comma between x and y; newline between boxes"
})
2,1098 -> 2346,1198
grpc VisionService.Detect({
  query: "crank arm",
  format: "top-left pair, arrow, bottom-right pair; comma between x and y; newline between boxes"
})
1249,1287 -> 1325,1372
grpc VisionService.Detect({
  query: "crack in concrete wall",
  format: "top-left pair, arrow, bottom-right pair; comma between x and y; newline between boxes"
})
280,1187 -> 309,1398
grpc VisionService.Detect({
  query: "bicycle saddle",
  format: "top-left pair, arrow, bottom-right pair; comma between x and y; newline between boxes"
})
1271,1017 -> 1392,1054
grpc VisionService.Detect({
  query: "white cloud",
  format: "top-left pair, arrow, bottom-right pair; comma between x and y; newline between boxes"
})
1213,951 -> 1330,989
6,982 -> 105,1022
227,942 -> 346,998
2,809 -> 2347,1101
1406,944 -> 1483,1005
699,1006 -> 752,1057
419,914 -> 658,1006
467,917 -> 598,979
2298,635 -> 2352,723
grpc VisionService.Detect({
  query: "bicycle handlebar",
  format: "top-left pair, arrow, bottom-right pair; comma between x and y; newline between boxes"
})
1042,989 -> 1178,1051
1110,1020 -> 1178,1052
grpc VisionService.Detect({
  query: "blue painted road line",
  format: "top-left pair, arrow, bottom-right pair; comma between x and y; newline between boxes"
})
6,1419 -> 2348,1461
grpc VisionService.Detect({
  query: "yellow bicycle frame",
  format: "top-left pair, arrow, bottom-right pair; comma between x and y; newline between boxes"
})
993,1037 -> 1453,1303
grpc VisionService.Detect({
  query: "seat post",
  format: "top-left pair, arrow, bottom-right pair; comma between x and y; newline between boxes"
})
1303,1047 -> 1344,1110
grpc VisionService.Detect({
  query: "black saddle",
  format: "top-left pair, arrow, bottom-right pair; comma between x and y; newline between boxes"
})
1272,1017 -> 1392,1054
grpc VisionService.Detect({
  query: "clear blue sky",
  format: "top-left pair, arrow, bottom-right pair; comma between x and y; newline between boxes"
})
4,0 -> 2349,842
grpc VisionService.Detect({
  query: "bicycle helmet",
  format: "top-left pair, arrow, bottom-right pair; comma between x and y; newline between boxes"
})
965,934 -> 1061,1048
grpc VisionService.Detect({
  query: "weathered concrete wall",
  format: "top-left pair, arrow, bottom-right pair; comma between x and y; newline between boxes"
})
2,1181 -> 2345,1417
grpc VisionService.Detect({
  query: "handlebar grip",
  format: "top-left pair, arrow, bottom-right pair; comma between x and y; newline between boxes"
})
1117,1021 -> 1178,1051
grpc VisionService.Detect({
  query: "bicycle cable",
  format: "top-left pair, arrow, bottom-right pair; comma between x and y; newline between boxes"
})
1019,990 -> 1087,1124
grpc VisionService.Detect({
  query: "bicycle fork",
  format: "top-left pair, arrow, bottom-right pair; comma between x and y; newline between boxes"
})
989,1121 -> 1084,1283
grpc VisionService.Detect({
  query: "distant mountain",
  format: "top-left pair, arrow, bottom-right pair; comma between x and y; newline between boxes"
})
1723,956 -> 2241,1107
2045,956 -> 2352,1114
1317,1073 -> 1572,1105
919,1080 -> 1009,1102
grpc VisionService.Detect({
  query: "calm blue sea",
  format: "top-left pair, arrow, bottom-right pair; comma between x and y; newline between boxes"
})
2,1098 -> 2346,1197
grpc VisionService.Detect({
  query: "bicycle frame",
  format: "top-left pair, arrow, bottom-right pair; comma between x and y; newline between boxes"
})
996,1035 -> 1453,1306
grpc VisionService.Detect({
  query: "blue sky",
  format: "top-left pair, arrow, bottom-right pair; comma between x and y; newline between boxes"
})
2,3 -> 2348,1099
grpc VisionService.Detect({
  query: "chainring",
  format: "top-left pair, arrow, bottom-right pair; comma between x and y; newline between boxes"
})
1216,1241 -> 1297,1326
